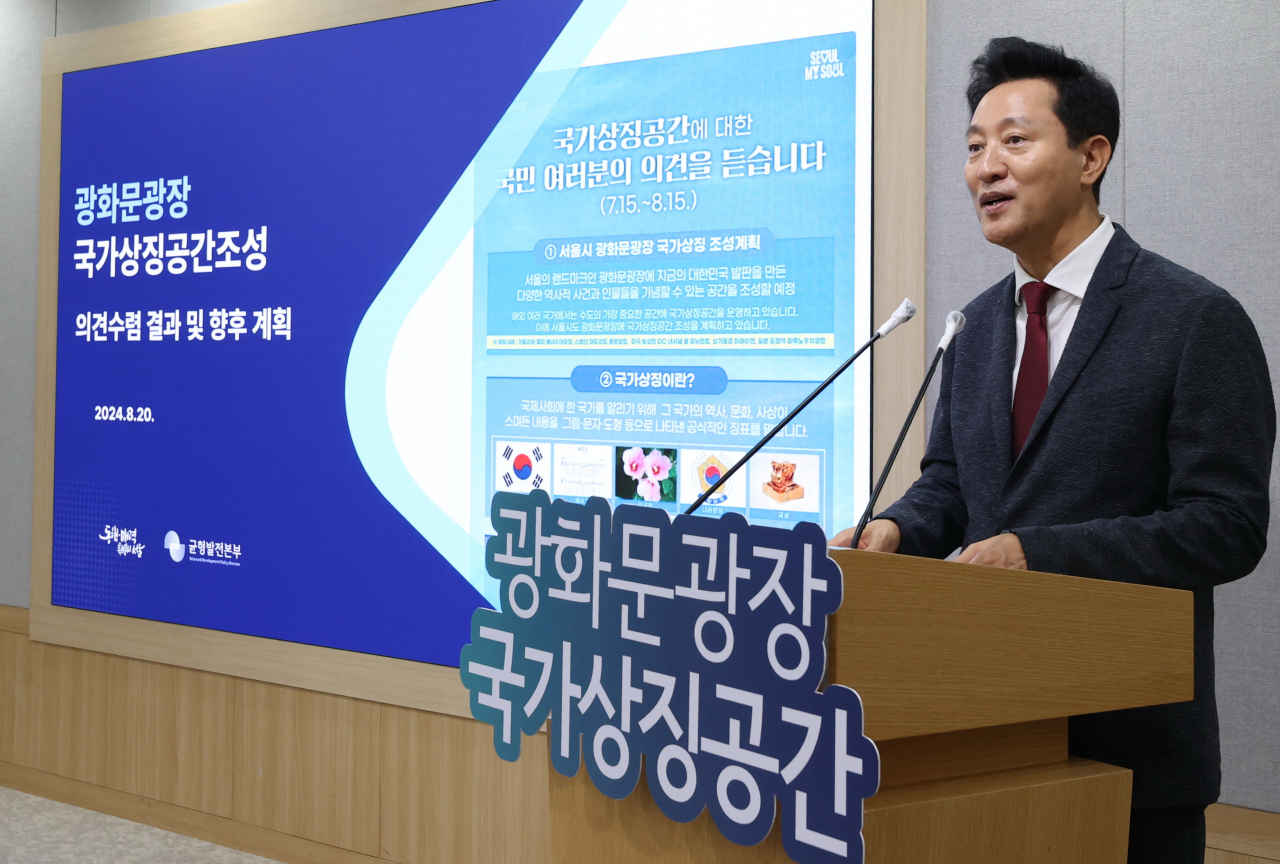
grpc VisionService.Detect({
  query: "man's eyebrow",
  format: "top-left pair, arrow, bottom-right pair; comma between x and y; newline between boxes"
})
967,116 -> 1033,136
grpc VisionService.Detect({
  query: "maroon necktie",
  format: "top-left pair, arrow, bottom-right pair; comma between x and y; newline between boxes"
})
1012,281 -> 1056,456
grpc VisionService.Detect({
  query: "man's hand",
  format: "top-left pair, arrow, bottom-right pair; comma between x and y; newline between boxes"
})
830,519 -> 901,553
955,532 -> 1027,569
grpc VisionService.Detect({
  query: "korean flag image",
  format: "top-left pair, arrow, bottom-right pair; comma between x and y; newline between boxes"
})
494,440 -> 550,494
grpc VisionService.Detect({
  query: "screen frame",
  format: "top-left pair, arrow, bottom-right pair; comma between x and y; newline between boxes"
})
29,0 -> 926,718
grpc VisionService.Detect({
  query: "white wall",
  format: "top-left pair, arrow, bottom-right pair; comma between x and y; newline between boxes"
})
0,0 -> 1276,812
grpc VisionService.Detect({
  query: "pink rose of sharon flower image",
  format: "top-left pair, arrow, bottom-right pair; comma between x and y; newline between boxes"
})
621,446 -> 647,480
636,476 -> 662,502
615,445 -> 677,503
644,449 -> 673,482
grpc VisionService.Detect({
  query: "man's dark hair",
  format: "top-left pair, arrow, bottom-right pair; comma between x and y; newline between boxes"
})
967,37 -> 1120,203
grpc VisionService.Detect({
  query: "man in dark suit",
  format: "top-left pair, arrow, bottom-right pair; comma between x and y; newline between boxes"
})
833,37 -> 1274,864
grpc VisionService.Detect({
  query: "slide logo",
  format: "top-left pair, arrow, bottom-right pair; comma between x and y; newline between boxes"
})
164,531 -> 185,562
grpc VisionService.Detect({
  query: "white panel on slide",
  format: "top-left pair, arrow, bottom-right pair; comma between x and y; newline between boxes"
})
386,229 -> 474,534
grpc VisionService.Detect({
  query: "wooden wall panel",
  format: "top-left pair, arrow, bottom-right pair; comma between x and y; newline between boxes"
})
0,631 -> 18,763
0,605 -> 28,635
871,0 -> 928,509
1207,852 -> 1277,864
548,758 -> 1131,864
877,718 -> 1066,789
1208,803 -> 1280,861
31,604 -> 472,721
11,637 -> 116,785
9,633 -> 234,813
380,707 -> 551,864
233,679 -> 381,856
111,660 -> 234,816
549,766 -> 789,864
829,549 -> 1193,740
862,759 -> 1132,864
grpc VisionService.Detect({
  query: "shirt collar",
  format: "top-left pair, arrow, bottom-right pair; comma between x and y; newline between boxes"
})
1014,215 -> 1115,305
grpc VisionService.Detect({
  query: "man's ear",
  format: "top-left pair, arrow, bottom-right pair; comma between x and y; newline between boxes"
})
1081,134 -> 1112,187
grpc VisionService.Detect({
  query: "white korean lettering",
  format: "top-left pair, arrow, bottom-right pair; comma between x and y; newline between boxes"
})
748,546 -> 793,614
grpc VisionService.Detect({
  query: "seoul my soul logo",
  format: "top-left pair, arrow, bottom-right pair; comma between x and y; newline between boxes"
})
804,49 -> 845,81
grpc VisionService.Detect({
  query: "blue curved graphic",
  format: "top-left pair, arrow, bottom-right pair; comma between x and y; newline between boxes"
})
345,0 -> 629,604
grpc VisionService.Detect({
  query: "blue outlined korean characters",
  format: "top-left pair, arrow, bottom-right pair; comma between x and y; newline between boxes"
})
777,684 -> 879,863
461,492 -> 882,864
581,502 -> 668,798
542,495 -> 617,783
461,491 -> 615,763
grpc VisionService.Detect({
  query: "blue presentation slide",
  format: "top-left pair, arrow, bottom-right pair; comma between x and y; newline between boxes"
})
52,0 -> 873,666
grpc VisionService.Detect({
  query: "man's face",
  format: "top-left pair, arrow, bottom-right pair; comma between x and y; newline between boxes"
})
965,78 -> 1090,251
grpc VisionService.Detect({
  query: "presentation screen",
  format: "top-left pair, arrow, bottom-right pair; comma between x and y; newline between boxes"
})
52,0 -> 873,666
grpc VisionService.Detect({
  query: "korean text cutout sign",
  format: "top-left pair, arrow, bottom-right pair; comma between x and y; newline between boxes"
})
461,491 -> 880,864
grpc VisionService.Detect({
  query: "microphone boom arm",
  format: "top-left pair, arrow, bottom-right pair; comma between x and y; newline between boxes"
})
849,345 -> 943,548
851,310 -> 966,548
684,332 -> 881,515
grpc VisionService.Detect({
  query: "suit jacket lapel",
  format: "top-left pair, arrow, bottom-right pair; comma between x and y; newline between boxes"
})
989,275 -> 1017,470
1012,225 -> 1142,469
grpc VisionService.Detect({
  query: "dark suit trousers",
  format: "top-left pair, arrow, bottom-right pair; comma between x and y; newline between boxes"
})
1128,807 -> 1206,864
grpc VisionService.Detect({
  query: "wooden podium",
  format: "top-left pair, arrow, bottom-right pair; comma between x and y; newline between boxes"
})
548,551 -> 1194,863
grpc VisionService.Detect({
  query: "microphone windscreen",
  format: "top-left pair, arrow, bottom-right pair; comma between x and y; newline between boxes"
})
937,311 -> 966,351
876,297 -> 917,338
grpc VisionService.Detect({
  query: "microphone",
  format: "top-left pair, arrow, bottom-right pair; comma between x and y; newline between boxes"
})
850,310 -> 966,549
685,298 -> 917,515
877,297 -> 918,339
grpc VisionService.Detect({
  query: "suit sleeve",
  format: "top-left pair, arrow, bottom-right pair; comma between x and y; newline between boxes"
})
1016,293 -> 1276,589
876,347 -> 970,558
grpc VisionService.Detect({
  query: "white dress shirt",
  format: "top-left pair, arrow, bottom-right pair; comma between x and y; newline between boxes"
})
1011,215 -> 1115,400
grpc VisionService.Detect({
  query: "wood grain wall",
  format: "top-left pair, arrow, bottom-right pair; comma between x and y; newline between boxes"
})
0,604 -> 548,864
4,603 -> 1276,863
